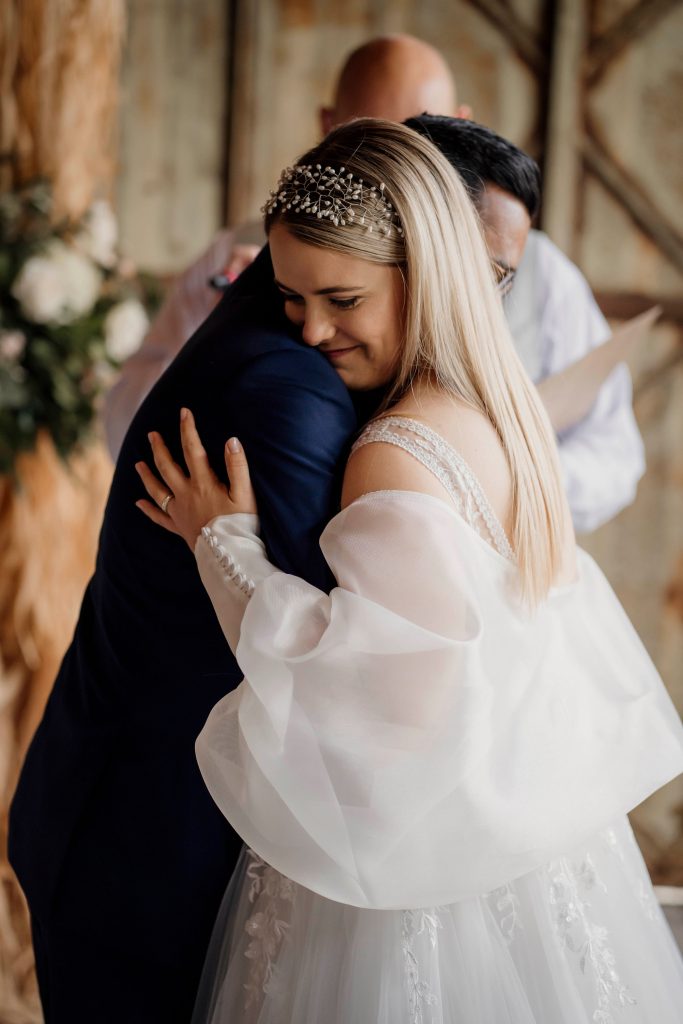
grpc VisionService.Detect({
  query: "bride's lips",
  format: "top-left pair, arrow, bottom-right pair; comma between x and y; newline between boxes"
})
320,346 -> 359,361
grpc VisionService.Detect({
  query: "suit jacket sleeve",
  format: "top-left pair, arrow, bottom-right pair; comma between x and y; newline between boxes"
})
218,346 -> 357,592
103,230 -> 236,459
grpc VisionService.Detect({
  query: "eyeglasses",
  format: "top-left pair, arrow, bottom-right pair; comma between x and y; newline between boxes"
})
492,263 -> 516,298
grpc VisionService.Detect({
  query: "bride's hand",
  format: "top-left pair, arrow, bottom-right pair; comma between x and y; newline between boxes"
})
135,407 -> 258,549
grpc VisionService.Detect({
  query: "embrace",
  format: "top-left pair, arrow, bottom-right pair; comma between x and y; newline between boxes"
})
10,118 -> 683,1022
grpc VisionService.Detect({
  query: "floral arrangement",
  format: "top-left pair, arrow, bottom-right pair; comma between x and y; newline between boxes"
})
0,182 -> 161,475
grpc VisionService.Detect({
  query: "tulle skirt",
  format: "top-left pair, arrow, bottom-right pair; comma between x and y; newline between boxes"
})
191,817 -> 683,1023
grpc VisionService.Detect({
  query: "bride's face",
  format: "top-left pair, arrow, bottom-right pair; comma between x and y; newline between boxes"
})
269,223 -> 406,391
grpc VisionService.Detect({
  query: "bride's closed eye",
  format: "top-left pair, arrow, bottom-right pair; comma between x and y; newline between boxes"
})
277,289 -> 360,311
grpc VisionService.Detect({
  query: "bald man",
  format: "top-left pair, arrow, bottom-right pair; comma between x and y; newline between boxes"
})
320,33 -> 470,130
105,34 -> 644,532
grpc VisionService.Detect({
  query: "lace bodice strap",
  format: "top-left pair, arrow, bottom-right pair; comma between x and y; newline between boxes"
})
352,416 -> 515,561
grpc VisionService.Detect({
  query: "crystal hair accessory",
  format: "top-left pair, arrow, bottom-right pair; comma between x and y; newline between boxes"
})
263,164 -> 404,237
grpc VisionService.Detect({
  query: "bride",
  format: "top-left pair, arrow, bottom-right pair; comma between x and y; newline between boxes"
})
136,119 -> 683,1022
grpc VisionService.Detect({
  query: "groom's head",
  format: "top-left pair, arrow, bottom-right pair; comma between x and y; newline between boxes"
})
405,114 -> 540,290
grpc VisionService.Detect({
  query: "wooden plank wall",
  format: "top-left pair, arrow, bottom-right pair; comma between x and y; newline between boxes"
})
116,0 -> 229,273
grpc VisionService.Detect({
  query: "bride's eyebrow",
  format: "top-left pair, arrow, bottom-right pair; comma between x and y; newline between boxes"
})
274,279 -> 364,295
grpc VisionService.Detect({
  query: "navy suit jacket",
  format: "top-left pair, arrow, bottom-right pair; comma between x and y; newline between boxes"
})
9,248 -> 360,975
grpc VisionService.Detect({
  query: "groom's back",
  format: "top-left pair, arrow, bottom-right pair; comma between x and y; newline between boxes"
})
9,250 -> 357,1022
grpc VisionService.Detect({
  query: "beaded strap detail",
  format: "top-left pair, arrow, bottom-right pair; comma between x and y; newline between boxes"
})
352,416 -> 515,562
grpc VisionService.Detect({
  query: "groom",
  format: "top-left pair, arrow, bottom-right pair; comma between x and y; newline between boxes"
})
10,118 -> 541,1021
9,252 -> 360,1021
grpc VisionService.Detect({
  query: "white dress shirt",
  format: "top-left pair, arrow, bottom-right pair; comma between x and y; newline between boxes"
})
505,230 -> 645,533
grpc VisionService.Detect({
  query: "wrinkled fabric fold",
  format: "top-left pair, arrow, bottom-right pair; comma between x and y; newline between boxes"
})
196,490 -> 683,909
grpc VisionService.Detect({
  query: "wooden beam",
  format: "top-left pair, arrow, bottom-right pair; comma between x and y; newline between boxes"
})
634,348 -> 683,399
583,136 -> 683,275
465,0 -> 547,75
542,0 -> 588,256
595,292 -> 683,326
587,0 -> 680,86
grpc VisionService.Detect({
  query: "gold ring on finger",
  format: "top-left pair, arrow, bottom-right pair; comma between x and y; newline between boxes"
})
160,493 -> 174,514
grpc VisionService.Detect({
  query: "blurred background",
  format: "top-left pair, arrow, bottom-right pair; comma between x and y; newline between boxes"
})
1,0 -> 682,1018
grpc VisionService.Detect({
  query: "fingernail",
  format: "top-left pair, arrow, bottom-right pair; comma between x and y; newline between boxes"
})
148,432 -> 154,443
227,437 -> 241,453
180,408 -> 188,421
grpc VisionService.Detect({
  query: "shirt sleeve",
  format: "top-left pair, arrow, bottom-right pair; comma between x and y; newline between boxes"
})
103,230 -> 236,459
536,237 -> 645,533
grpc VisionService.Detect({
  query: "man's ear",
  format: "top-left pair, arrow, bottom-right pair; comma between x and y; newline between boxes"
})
455,104 -> 473,120
320,106 -> 335,136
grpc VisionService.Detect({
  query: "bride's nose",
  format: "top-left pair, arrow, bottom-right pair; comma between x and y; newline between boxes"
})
300,306 -> 336,348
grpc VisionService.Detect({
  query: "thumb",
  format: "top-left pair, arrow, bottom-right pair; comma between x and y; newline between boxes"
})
225,437 -> 257,512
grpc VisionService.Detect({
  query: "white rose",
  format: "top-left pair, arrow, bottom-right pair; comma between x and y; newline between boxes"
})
75,200 -> 118,268
11,255 -> 68,323
49,242 -> 102,321
11,241 -> 102,324
0,330 -> 27,361
104,300 -> 149,362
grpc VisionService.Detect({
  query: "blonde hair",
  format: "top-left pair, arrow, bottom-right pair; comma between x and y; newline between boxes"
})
265,119 -> 571,605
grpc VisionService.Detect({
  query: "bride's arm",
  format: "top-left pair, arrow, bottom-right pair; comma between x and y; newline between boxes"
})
135,409 -> 453,654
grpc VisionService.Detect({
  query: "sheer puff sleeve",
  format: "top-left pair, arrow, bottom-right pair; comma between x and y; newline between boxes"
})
195,490 -> 683,909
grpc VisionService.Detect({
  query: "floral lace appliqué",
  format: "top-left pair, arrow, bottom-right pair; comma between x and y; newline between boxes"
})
242,850 -> 296,1009
600,823 -> 658,922
401,908 -> 441,1023
485,880 -> 522,944
548,856 -> 636,1023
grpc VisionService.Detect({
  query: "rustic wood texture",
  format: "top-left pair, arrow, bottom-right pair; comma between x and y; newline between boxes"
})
586,0 -> 682,84
0,2 -> 121,1018
116,0 -> 229,273
0,0 -> 125,219
580,2 -> 683,293
0,439 -> 112,1024
542,0 -> 587,255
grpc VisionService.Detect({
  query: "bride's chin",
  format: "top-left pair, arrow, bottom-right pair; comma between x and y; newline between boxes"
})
339,367 -> 397,392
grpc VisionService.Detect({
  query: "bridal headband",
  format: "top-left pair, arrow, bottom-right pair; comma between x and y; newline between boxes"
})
263,163 -> 404,238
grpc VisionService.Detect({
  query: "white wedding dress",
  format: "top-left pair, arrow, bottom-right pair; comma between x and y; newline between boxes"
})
190,417 -> 683,1023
